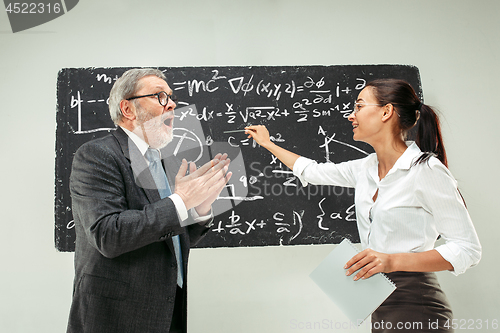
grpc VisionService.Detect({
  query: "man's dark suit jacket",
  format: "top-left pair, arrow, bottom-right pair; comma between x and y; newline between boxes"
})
66,127 -> 210,333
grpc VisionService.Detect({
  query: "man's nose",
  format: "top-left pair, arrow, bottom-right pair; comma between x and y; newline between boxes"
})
165,98 -> 176,111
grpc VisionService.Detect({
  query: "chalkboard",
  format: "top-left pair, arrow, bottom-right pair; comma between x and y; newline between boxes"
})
55,65 -> 422,251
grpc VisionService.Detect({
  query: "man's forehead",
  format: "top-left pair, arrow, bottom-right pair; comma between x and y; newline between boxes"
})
136,75 -> 171,92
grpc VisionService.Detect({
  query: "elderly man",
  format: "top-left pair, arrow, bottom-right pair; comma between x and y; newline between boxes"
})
66,68 -> 231,333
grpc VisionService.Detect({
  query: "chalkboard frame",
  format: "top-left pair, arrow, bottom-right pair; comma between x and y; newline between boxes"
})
55,65 -> 422,252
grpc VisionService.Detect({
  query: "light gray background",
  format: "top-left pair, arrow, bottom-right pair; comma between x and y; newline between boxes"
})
1,1 -> 498,332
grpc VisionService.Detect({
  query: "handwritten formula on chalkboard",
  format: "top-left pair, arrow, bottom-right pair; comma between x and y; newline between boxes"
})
55,65 -> 422,252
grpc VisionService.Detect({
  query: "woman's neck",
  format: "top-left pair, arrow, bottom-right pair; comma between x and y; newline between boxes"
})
372,138 -> 408,180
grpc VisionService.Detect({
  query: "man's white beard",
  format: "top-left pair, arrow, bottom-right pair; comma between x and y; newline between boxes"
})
135,108 -> 174,149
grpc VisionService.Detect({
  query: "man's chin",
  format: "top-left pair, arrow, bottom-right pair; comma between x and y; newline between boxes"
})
154,134 -> 173,149
135,121 -> 173,149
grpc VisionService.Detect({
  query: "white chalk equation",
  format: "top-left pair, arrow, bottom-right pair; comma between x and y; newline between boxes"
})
64,70 -> 369,136
217,183 -> 264,202
210,209 -> 306,245
69,91 -> 115,134
317,125 -> 370,162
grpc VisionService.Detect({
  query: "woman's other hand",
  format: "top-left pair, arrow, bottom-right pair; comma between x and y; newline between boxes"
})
344,248 -> 394,280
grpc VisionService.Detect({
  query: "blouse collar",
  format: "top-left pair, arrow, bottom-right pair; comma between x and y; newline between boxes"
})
393,141 -> 422,171
369,141 -> 422,182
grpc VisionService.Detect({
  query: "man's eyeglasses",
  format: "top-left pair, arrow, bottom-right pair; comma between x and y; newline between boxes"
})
126,91 -> 178,106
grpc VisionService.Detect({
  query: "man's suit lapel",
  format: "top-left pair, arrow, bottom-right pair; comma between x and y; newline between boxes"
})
112,127 -> 161,204
112,128 -> 185,254
160,152 -> 180,188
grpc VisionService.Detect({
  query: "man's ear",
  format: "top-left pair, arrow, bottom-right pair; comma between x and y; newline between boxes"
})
120,99 -> 136,121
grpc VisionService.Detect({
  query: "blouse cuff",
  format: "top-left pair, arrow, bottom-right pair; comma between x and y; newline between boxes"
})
292,156 -> 314,187
435,243 -> 466,276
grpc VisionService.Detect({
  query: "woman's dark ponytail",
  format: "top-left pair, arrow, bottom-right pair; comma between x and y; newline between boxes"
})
366,79 -> 448,167
414,104 -> 448,167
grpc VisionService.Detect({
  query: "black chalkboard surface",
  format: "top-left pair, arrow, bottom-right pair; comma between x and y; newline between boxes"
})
55,65 -> 422,252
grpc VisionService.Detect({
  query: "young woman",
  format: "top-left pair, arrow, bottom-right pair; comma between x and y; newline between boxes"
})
245,79 -> 481,333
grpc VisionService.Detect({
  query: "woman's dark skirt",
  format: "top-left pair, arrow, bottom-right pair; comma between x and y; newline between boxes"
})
371,272 -> 453,333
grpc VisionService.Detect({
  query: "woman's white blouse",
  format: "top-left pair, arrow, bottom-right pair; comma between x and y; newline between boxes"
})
292,142 -> 481,275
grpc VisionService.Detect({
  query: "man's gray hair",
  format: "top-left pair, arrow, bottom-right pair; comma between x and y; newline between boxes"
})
109,68 -> 166,125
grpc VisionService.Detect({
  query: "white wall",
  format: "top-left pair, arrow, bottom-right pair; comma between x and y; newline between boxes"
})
1,1 -> 498,332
